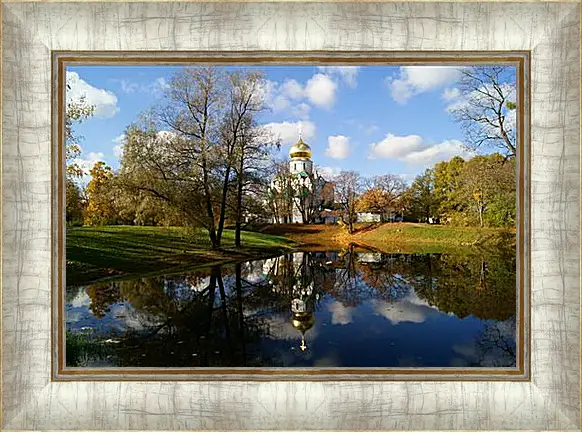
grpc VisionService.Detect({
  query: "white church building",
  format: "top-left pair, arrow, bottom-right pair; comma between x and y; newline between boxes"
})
270,135 -> 335,224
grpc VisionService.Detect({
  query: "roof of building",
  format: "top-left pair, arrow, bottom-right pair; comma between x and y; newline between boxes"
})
289,137 -> 312,159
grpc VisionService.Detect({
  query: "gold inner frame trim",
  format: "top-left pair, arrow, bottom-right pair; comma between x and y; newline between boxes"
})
53,51 -> 530,381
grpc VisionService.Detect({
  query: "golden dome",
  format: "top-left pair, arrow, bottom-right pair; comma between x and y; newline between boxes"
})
292,312 -> 315,334
289,137 -> 312,159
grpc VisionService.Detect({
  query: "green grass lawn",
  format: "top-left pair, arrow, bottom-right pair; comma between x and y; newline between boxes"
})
66,225 -> 295,286
354,222 -> 515,253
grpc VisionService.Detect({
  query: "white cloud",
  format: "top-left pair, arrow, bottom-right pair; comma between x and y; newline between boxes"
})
325,135 -> 351,160
113,145 -> 124,159
316,166 -> 341,179
66,71 -> 119,118
328,301 -> 355,325
442,87 -> 460,102
112,134 -> 125,159
403,140 -> 471,166
259,79 -> 313,118
305,73 -> 337,109
259,71 -> 339,116
118,77 -> 170,95
70,151 -> 107,184
386,66 -> 461,104
369,134 -> 424,160
318,66 -> 361,88
263,120 -> 316,146
291,102 -> 311,120
281,79 -> 304,99
368,133 -> 473,167
70,289 -> 91,308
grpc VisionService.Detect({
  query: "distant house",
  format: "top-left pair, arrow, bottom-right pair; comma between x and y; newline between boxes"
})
357,252 -> 383,263
319,209 -> 339,224
356,212 -> 381,223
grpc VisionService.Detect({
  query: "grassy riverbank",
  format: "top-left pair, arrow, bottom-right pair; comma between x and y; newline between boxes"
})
67,223 -> 515,286
261,222 -> 515,253
66,225 -> 295,286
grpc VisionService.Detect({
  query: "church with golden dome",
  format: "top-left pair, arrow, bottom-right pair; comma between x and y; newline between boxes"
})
270,135 -> 335,224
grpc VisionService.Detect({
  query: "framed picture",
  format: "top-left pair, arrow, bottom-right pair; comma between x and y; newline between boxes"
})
2,1 -> 580,430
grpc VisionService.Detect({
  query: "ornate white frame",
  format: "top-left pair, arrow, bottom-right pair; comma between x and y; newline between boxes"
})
2,1 -> 580,430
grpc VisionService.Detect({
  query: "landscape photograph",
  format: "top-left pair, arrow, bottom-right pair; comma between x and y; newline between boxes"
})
64,63 -> 518,369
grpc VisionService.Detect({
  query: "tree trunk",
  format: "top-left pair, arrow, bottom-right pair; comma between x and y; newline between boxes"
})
235,263 -> 246,365
217,272 -> 233,360
216,164 -> 232,247
235,162 -> 244,248
201,159 -> 219,249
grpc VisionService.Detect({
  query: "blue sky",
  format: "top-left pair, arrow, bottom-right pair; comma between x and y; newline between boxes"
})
66,65 -> 515,182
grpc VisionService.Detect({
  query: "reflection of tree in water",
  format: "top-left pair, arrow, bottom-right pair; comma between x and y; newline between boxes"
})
85,282 -> 122,318
476,317 -> 516,367
410,250 -> 516,321
255,252 -> 333,352
356,252 -> 419,302
69,248 -> 517,367
453,316 -> 516,367
112,266 -> 274,367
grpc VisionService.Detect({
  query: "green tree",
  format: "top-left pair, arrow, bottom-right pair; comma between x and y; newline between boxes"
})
66,179 -> 85,225
433,156 -> 466,225
405,168 -> 438,223
458,154 -> 515,228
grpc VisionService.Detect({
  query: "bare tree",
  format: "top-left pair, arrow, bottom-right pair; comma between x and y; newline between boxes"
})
335,171 -> 362,234
225,71 -> 277,247
449,66 -> 517,157
154,67 -> 226,249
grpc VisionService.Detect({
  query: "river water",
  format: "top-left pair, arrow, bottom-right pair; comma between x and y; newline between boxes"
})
65,249 -> 516,368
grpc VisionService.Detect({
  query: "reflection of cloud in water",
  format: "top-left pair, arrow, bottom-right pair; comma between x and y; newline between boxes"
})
244,260 -> 268,283
66,310 -> 85,323
369,291 -> 441,325
109,304 -> 161,331
70,289 -> 91,308
327,301 -> 354,325
246,269 -> 266,284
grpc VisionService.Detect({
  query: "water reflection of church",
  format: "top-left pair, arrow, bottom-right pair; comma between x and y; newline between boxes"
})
262,251 -> 338,351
